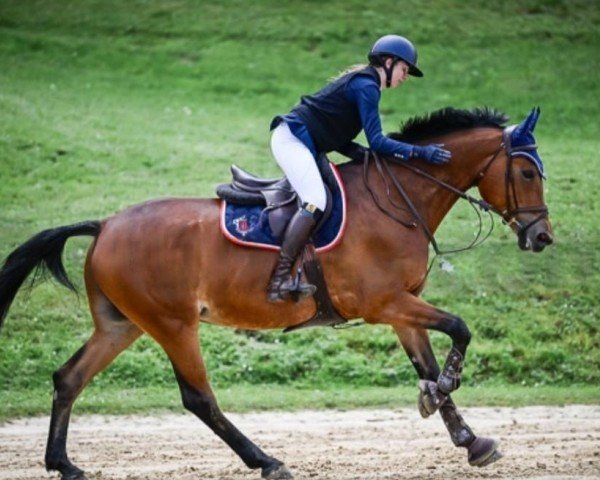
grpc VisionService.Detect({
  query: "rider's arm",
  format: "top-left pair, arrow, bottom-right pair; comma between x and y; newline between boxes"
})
336,141 -> 367,161
346,76 -> 414,160
347,76 -> 451,165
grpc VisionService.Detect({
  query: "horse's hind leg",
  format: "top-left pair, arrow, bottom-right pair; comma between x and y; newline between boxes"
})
45,282 -> 142,480
150,319 -> 292,480
395,326 -> 502,467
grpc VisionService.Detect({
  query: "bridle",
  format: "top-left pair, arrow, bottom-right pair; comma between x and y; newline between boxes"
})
362,126 -> 549,255
491,126 -> 549,240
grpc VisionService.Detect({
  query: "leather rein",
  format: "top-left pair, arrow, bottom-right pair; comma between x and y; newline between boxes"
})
362,127 -> 549,255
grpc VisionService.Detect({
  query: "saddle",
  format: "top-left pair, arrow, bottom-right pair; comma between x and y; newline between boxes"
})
216,154 -> 347,332
216,153 -> 337,239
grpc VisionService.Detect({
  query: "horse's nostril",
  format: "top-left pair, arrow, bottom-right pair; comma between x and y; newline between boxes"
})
537,232 -> 553,245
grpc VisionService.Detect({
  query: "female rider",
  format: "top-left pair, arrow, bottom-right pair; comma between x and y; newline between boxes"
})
268,34 -> 451,302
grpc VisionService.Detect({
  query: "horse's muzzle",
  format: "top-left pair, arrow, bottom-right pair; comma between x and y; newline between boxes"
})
517,219 -> 554,252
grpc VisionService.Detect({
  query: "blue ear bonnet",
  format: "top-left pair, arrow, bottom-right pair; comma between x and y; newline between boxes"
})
508,107 -> 545,177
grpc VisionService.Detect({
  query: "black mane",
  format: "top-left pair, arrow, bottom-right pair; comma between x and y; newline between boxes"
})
389,107 -> 509,143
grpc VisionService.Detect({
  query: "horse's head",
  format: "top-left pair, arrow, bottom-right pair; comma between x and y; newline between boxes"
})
477,107 -> 554,252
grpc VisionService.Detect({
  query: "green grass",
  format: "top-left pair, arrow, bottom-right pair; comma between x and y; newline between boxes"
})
1,384 -> 597,423
0,0 -> 599,419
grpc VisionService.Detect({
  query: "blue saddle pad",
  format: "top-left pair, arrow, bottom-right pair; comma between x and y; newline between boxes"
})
220,164 -> 347,252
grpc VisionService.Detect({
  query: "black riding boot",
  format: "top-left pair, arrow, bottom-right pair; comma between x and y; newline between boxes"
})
267,206 -> 318,302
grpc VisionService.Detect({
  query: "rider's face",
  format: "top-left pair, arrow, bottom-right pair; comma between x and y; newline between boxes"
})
390,60 -> 410,88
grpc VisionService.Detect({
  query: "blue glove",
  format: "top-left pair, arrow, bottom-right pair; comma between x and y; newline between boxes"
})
411,144 -> 452,165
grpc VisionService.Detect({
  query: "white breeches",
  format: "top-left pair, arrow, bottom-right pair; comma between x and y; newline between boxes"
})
270,122 -> 327,211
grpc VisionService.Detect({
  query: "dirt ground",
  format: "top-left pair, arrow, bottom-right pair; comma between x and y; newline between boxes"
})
0,406 -> 598,480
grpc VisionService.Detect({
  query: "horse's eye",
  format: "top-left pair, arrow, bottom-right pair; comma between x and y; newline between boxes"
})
521,169 -> 535,180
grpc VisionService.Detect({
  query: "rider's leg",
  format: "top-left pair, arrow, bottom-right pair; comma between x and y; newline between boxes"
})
270,122 -> 327,211
268,122 -> 326,302
267,203 -> 321,302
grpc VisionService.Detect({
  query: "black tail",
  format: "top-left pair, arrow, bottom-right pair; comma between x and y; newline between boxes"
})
0,220 -> 101,330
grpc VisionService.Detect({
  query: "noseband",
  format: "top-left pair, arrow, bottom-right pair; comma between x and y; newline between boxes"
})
363,126 -> 549,254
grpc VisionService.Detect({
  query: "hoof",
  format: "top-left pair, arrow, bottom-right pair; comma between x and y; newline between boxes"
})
418,380 -> 448,417
62,472 -> 88,480
54,465 -> 87,480
262,463 -> 294,480
468,436 -> 503,467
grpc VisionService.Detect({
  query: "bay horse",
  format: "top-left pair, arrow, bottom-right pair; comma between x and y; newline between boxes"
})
0,107 -> 553,480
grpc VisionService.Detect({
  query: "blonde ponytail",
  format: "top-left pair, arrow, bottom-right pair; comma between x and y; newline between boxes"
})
330,64 -> 369,81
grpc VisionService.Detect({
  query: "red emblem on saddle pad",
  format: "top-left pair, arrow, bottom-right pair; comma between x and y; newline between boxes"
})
233,215 -> 252,236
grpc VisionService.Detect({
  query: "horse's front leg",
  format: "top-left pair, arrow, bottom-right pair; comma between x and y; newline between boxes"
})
374,293 -> 471,397
431,313 -> 470,397
395,325 -> 502,467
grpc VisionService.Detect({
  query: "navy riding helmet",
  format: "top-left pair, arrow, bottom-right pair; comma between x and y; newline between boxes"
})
368,35 -> 423,78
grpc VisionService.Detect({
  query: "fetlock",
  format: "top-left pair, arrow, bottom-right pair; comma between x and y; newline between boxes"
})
438,347 -> 464,394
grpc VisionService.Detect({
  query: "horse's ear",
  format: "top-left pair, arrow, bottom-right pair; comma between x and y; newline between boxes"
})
530,106 -> 541,132
521,108 -> 536,132
516,107 -> 540,136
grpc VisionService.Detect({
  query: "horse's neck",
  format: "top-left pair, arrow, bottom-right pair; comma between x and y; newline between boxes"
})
390,128 -> 503,235
417,129 -> 502,233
